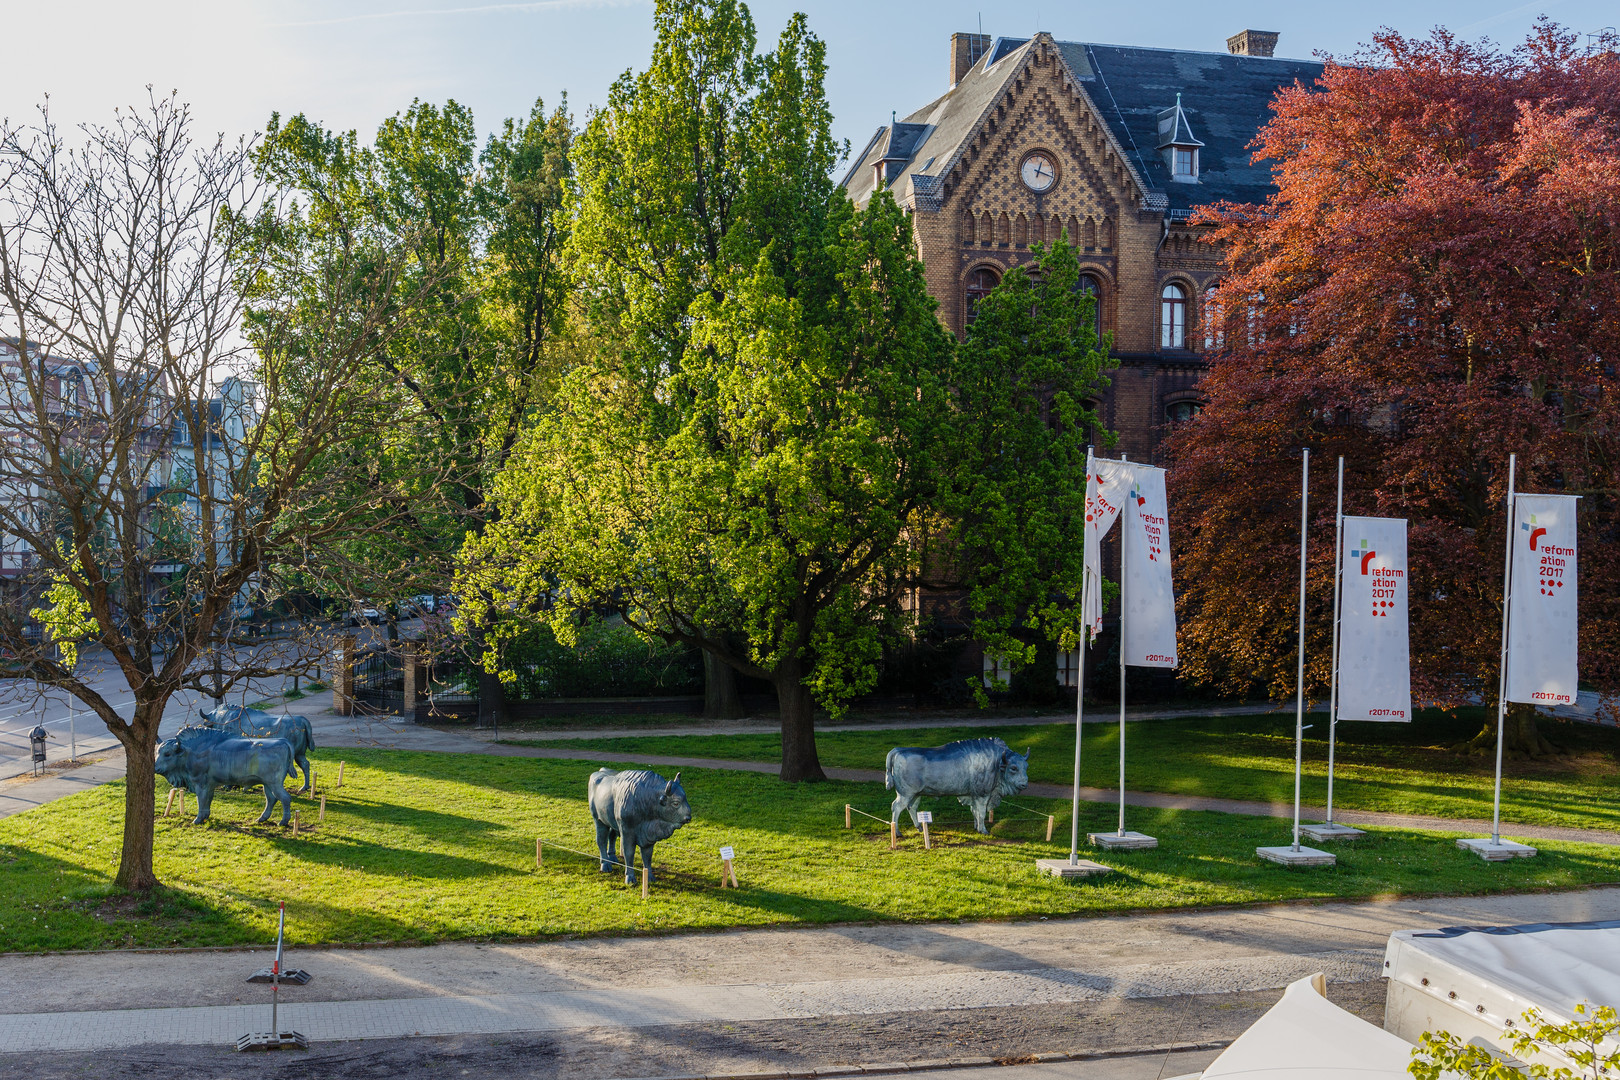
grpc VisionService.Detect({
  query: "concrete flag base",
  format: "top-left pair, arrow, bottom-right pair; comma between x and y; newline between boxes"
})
1257,845 -> 1335,867
1457,837 -> 1537,861
1089,830 -> 1158,850
1034,857 -> 1113,878
1302,822 -> 1366,842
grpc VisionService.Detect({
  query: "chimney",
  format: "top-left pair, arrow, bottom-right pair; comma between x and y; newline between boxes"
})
951,32 -> 991,85
1226,29 -> 1279,57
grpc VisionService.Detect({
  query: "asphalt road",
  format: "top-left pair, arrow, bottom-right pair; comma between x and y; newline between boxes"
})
0,619 -> 411,781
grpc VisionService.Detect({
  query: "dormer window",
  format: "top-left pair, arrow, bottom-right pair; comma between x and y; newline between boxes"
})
1156,94 -> 1204,184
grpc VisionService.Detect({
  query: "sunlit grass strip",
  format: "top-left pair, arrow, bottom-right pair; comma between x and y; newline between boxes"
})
1,747 -> 1615,952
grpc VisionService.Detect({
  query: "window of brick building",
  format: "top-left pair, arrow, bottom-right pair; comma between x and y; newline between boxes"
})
1202,284 -> 1225,351
996,213 -> 1010,245
980,210 -> 994,246
1077,274 -> 1103,342
1101,217 -> 1116,250
961,210 -> 976,244
1166,399 -> 1202,424
965,267 -> 1000,326
1160,283 -> 1187,348
1084,216 -> 1097,250
1014,213 -> 1028,246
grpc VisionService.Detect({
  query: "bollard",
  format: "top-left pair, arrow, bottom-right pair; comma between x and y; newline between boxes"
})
1046,815 -> 1055,842
164,789 -> 177,817
988,808 -> 994,825
845,804 -> 851,829
178,790 -> 186,820
640,867 -> 649,900
536,838 -> 543,869
309,766 -> 316,797
319,795 -> 326,823
889,820 -> 897,850
291,812 -> 300,837
337,761 -> 345,788
921,820 -> 931,850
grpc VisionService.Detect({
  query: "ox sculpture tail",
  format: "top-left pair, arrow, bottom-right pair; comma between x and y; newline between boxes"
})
884,747 -> 898,791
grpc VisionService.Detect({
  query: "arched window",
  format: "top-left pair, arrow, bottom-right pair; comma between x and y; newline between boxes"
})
1014,213 -> 1029,246
1160,283 -> 1187,349
965,267 -> 1000,326
1083,216 -> 1097,250
1077,273 -> 1103,343
1166,400 -> 1202,424
961,210 -> 976,245
1101,217 -> 1116,250
996,213 -> 1010,245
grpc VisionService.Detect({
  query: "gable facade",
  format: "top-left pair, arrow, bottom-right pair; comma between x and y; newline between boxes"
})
842,31 -> 1323,460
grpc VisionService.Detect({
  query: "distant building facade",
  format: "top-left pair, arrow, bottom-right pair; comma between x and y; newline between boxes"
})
840,29 -> 1323,460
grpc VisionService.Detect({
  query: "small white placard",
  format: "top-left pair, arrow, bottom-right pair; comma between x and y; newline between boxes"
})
719,846 -> 734,861
916,811 -> 933,824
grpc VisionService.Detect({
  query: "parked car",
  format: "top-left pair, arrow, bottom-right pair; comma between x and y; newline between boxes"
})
345,604 -> 383,627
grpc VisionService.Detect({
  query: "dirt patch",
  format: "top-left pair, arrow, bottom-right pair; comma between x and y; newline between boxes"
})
1,758 -> 108,785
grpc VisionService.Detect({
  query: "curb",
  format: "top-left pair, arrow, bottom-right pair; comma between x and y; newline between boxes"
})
616,1041 -> 1231,1080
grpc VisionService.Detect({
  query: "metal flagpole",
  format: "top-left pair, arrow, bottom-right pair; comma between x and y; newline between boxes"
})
1117,453 -> 1128,838
1491,454 -> 1517,847
1325,457 -> 1345,827
1291,449 -> 1310,852
1070,447 -> 1094,865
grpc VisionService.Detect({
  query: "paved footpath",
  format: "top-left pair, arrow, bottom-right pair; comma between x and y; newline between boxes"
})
1,887 -> 1615,1054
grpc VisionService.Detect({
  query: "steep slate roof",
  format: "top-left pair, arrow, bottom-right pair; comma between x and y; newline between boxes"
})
842,35 -> 1324,216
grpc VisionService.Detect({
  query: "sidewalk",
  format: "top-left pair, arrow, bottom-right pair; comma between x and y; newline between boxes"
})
2,887 -> 1613,1052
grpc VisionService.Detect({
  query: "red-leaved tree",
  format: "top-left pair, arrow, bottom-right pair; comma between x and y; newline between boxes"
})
1168,23 -> 1620,752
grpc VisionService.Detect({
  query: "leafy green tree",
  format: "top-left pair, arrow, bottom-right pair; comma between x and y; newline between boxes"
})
1411,1002 -> 1620,1080
946,234 -> 1115,676
254,96 -> 574,720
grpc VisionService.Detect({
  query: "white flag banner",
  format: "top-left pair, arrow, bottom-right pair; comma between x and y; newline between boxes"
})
1122,465 -> 1177,668
1337,516 -> 1411,722
1082,459 -> 1133,641
1506,493 -> 1579,706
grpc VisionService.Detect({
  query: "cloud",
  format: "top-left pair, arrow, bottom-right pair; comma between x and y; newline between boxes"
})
265,0 -> 642,30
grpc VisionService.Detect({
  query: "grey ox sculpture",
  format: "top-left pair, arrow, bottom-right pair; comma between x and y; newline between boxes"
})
199,704 -> 316,794
155,727 -> 299,826
886,737 -> 1031,834
588,768 -> 692,885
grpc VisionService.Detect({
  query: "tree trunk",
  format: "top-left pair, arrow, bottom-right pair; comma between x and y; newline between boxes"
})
477,668 -> 508,731
703,650 -> 744,720
113,724 -> 159,891
775,662 -> 825,782
1468,702 -> 1558,757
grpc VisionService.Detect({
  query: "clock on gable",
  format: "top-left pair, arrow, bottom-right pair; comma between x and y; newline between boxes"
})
1020,150 -> 1058,193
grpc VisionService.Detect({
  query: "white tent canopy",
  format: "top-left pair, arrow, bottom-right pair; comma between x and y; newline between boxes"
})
1199,973 -> 1414,1080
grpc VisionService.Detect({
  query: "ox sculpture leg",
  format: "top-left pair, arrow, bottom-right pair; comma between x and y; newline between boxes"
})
616,818 -> 638,885
259,772 -> 292,826
194,784 -> 216,825
595,819 -> 619,875
292,747 -> 312,795
890,789 -> 913,834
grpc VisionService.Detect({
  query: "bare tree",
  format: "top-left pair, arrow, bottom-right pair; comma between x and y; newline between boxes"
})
0,93 -> 451,890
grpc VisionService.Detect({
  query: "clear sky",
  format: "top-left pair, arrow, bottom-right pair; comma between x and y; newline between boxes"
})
5,0 -> 1614,164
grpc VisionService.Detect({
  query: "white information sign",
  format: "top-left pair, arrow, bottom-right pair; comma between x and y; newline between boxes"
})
719,846 -> 734,861
916,811 -> 933,824
1122,465 -> 1177,669
1337,516 -> 1411,722
1082,459 -> 1133,640
1506,493 -> 1580,706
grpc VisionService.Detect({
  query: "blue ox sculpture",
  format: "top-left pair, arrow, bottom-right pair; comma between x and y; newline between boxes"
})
199,704 -> 316,794
155,727 -> 298,826
588,768 -> 692,885
886,737 -> 1031,835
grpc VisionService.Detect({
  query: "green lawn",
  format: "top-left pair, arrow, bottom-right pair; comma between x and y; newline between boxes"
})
2,746 -> 1617,953
510,709 -> 1620,832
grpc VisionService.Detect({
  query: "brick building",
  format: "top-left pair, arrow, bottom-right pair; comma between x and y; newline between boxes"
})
840,29 -> 1323,459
